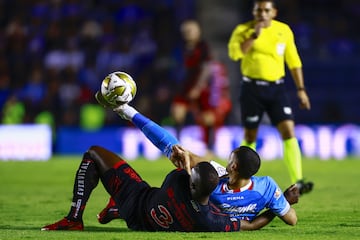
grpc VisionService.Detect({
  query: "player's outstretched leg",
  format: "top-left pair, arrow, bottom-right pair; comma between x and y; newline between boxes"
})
41,152 -> 100,231
96,104 -> 181,223
114,104 -> 179,158
41,145 -> 126,230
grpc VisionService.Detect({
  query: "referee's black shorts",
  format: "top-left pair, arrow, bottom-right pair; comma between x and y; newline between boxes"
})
240,76 -> 294,129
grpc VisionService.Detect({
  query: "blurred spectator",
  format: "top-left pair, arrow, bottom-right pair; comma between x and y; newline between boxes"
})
0,0 -> 358,131
0,55 -> 11,112
19,63 -> 47,122
2,94 -> 25,124
170,20 -> 232,156
327,17 -> 357,57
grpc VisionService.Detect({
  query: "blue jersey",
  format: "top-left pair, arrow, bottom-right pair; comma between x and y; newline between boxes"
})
210,175 -> 290,221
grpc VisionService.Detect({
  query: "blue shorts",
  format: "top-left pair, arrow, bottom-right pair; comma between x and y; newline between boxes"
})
239,77 -> 294,129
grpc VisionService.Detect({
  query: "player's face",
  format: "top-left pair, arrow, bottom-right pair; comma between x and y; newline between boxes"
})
226,152 -> 237,174
181,21 -> 201,42
190,167 -> 201,200
252,1 -> 277,24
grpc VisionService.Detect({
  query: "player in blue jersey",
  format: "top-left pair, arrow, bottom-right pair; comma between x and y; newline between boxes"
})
93,98 -> 298,229
208,148 -> 292,221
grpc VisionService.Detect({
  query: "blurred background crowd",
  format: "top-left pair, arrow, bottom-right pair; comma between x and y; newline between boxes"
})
0,0 -> 359,133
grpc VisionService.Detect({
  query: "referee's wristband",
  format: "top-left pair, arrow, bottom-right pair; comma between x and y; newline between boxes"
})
297,87 -> 306,91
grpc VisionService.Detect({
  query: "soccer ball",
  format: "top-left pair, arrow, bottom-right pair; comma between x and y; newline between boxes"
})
100,71 -> 137,105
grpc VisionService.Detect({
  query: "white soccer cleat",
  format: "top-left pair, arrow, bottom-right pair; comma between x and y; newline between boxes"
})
113,104 -> 137,121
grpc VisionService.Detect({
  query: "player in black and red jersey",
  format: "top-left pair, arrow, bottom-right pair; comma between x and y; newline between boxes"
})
41,145 -> 243,232
171,20 -> 231,155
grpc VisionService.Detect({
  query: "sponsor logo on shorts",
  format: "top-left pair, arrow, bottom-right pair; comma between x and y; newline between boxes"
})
283,107 -> 292,115
246,115 -> 259,123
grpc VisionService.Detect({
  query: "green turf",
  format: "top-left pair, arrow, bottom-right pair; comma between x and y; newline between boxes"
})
0,156 -> 360,240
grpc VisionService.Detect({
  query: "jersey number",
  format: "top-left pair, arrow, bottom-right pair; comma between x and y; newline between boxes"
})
150,205 -> 174,228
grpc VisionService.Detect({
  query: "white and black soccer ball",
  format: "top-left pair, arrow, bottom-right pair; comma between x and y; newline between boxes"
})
100,71 -> 137,105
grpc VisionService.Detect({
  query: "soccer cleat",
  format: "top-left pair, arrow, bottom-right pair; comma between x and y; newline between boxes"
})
95,91 -> 133,120
97,198 -> 121,224
113,104 -> 133,121
41,217 -> 84,231
95,90 -> 118,109
296,179 -> 314,195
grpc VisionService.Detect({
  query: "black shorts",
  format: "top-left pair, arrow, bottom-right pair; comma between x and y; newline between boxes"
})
102,160 -> 152,230
239,78 -> 294,129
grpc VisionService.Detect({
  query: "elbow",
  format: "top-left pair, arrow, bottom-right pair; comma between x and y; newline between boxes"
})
287,216 -> 297,226
228,47 -> 243,61
283,208 -> 298,226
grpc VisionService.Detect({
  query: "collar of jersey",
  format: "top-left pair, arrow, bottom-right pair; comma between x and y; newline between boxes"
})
221,180 -> 253,193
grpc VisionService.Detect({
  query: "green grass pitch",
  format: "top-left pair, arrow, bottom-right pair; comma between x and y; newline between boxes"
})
0,156 -> 359,240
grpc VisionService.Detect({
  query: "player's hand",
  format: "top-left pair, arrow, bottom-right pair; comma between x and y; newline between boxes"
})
188,87 -> 201,100
297,90 -> 311,110
170,145 -> 181,168
170,145 -> 188,167
284,184 -> 300,205
171,145 -> 191,174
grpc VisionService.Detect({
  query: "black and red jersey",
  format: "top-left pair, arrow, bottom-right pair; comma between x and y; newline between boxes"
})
180,40 -> 211,96
111,163 -> 241,232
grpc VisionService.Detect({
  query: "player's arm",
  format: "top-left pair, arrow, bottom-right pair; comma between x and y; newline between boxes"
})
188,61 -> 212,100
279,207 -> 297,225
272,184 -> 299,226
241,184 -> 299,230
240,207 -> 296,231
241,207 -> 297,231
96,92 -> 210,169
171,145 -> 209,169
240,209 -> 276,230
171,146 -> 229,177
277,184 -> 299,225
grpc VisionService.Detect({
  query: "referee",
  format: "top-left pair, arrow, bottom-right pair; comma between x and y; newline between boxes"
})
228,0 -> 313,194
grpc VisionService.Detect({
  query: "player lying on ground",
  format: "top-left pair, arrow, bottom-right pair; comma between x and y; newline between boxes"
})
41,144 -> 242,231
41,143 -> 283,231
94,92 -> 299,229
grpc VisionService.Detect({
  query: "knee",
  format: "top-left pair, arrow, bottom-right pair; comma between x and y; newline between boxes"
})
277,120 -> 295,139
278,127 -> 295,139
86,145 -> 113,175
88,145 -> 102,153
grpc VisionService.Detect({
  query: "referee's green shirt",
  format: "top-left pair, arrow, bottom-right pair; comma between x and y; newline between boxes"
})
228,20 -> 302,81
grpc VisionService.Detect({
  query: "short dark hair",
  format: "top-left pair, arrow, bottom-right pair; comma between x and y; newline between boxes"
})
232,146 -> 261,178
193,162 -> 219,197
254,0 -> 276,8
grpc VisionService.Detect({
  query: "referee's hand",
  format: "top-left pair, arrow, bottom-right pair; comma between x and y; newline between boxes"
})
297,90 -> 311,110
